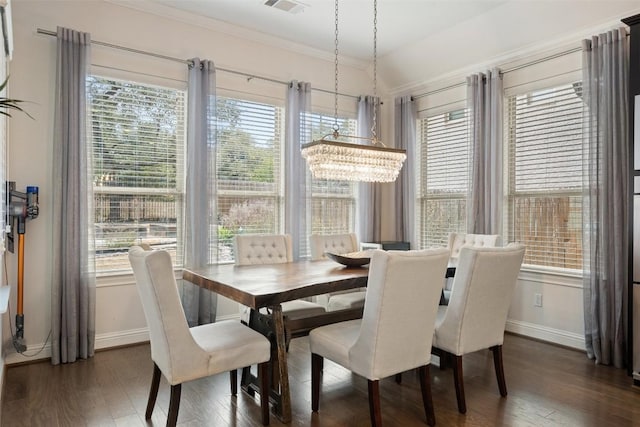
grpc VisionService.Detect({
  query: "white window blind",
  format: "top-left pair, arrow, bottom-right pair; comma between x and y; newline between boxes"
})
215,97 -> 283,263
418,109 -> 470,249
308,113 -> 357,239
89,76 -> 186,274
506,82 -> 583,270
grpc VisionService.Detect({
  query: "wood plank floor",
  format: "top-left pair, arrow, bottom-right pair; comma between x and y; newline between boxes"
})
3,333 -> 640,426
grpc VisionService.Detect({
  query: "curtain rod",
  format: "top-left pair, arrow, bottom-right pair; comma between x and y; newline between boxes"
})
36,28 -> 359,100
413,45 -> 583,99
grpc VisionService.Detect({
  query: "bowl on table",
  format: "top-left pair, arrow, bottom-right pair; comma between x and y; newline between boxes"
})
325,251 -> 371,267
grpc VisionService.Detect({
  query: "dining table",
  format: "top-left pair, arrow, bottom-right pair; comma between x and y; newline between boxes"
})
182,259 -> 369,423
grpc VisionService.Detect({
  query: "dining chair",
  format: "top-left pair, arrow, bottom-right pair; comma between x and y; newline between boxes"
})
309,248 -> 450,427
128,245 -> 271,427
432,243 -> 525,414
309,232 -> 366,311
234,233 -> 326,320
442,232 -> 500,304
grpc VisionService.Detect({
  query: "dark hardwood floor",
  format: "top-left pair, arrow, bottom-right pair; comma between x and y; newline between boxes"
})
2,333 -> 640,426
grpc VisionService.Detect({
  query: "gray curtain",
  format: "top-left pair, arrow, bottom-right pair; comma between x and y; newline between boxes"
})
356,95 -> 383,242
393,95 -> 416,247
181,58 -> 217,326
582,28 -> 629,367
51,27 -> 95,365
285,81 -> 311,260
466,68 -> 503,235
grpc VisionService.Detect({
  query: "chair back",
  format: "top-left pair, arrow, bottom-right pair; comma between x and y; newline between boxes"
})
349,248 -> 450,380
234,234 -> 293,266
448,232 -> 499,261
436,244 -> 525,355
129,246 -> 205,384
309,233 -> 358,260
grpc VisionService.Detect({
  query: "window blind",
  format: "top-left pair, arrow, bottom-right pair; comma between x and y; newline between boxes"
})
418,109 -> 470,249
308,113 -> 357,241
216,97 -> 283,262
89,76 -> 185,274
506,83 -> 583,269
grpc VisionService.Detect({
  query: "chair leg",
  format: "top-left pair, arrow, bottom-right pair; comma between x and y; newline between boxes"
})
167,384 -> 181,427
311,353 -> 322,412
431,347 -> 448,370
230,369 -> 237,396
367,380 -> 382,427
418,365 -> 436,427
258,362 -> 270,425
491,345 -> 508,397
395,373 -> 402,384
145,363 -> 162,420
241,366 -> 255,397
452,354 -> 466,414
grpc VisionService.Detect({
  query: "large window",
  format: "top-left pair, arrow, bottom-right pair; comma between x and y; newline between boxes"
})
506,83 -> 583,270
215,96 -> 284,262
308,113 -> 357,239
417,108 -> 470,249
89,76 -> 185,274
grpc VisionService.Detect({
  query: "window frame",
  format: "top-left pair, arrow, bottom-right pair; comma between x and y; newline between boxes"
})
89,74 -> 187,277
504,79 -> 584,272
416,103 -> 470,249
213,92 -> 286,264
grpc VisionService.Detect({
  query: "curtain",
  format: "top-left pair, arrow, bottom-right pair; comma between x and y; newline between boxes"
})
181,58 -> 217,326
356,95 -> 383,242
466,68 -> 503,236
285,81 -> 311,260
51,27 -> 95,365
582,28 -> 629,367
393,96 -> 417,247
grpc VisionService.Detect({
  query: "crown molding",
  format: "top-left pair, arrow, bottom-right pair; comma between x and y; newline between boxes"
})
389,7 -> 640,97
105,0 -> 368,70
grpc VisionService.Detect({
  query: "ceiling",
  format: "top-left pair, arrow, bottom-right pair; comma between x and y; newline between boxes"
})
113,0 -> 640,90
141,0 -> 509,61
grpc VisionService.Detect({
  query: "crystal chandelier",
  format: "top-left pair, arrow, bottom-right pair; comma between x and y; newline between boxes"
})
301,0 -> 406,183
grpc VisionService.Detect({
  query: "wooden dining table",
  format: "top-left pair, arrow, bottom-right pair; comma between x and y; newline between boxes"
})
182,259 -> 369,423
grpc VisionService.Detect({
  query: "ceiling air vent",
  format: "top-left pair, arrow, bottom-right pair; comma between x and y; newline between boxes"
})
264,0 -> 306,14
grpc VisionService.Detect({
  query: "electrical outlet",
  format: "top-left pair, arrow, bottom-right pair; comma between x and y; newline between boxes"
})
534,293 -> 543,307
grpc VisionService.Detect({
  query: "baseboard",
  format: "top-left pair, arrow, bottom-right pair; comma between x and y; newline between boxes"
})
5,313 -> 242,365
95,328 -> 150,350
506,319 -> 585,350
5,342 -> 51,365
6,316 -> 577,365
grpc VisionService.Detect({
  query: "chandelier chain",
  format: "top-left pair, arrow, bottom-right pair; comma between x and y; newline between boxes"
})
333,0 -> 339,134
371,0 -> 378,141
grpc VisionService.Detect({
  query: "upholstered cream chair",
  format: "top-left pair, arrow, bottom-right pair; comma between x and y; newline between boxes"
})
234,233 -> 326,320
309,248 -> 450,426
128,245 -> 271,426
309,232 -> 358,259
309,233 -> 366,311
442,232 -> 500,304
433,243 -> 525,414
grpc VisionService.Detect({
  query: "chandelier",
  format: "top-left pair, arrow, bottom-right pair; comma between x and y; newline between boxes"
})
301,0 -> 406,183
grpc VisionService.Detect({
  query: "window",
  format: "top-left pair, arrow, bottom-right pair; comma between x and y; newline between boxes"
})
89,76 -> 186,274
215,97 -> 284,262
506,82 -> 583,270
417,108 -> 470,249
308,112 -> 357,239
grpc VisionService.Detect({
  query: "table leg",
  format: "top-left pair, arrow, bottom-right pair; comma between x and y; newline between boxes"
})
240,306 -> 292,423
271,304 -> 292,423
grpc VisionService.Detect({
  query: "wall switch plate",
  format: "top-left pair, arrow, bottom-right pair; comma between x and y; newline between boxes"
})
534,293 -> 543,307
